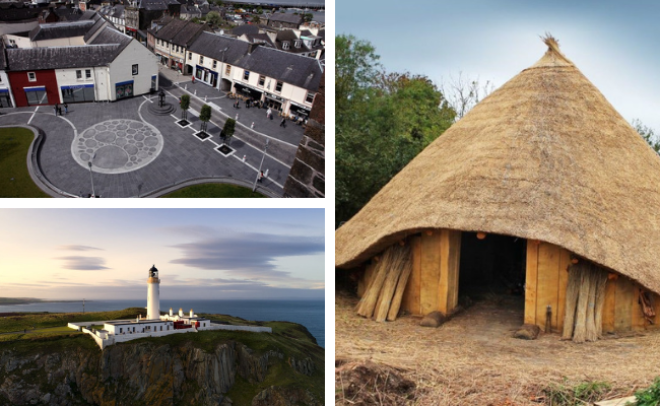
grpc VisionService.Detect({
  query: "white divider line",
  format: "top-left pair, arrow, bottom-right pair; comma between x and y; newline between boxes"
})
27,106 -> 38,124
232,154 -> 283,189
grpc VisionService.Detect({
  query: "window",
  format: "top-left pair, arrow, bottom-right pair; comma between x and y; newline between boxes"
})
76,70 -> 82,79
282,41 -> 289,50
119,328 -> 123,333
306,92 -> 315,103
188,52 -> 192,60
85,69 -> 91,79
275,81 -> 282,92
25,88 -> 46,105
199,55 -> 204,64
132,64 -> 138,75
294,39 -> 301,48
28,72 -> 36,82
212,60 -> 217,69
243,70 -> 250,81
258,75 -> 265,86
225,65 -> 231,75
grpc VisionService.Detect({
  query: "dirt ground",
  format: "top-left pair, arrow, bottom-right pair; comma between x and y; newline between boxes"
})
335,291 -> 660,405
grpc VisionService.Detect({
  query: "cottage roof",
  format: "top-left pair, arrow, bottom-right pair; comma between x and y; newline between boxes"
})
238,47 -> 322,91
151,18 -> 207,46
29,20 -> 95,41
187,31 -> 250,64
231,23 -> 259,37
335,37 -> 660,296
7,44 -> 119,70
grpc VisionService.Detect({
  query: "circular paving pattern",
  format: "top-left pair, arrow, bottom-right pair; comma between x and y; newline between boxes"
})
71,119 -> 163,174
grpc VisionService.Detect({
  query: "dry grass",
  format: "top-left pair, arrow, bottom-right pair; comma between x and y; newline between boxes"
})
335,291 -> 660,405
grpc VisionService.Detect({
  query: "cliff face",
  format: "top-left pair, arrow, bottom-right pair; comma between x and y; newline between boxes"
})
0,330 -> 323,406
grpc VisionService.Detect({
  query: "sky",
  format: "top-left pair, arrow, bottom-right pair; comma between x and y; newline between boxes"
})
0,209 -> 324,300
337,0 -> 660,131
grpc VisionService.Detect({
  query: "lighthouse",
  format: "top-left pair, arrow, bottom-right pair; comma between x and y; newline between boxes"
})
147,265 -> 160,320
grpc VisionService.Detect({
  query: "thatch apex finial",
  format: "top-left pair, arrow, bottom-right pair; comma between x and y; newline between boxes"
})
542,33 -> 560,53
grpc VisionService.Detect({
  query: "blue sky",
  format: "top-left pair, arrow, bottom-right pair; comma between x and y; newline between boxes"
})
0,209 -> 325,300
337,0 -> 660,130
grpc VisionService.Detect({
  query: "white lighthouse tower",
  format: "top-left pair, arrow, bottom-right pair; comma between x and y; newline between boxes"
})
146,265 -> 160,320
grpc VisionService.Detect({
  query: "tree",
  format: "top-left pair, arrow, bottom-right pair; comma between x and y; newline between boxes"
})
256,6 -> 262,14
336,35 -> 456,226
206,11 -> 221,27
251,15 -> 260,23
632,119 -> 660,155
199,104 -> 211,133
179,94 -> 190,121
221,118 -> 236,143
441,72 -> 494,120
303,13 -> 313,22
191,17 -> 200,24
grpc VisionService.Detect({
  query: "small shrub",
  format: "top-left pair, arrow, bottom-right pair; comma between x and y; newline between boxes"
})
543,380 -> 611,406
633,377 -> 660,406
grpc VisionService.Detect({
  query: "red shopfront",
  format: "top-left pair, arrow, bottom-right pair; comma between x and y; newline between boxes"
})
7,70 -> 59,107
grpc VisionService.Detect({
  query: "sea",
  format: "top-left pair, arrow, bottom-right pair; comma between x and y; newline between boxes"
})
0,300 -> 324,348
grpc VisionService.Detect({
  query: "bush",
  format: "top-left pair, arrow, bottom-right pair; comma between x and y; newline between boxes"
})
633,377 -> 660,406
543,380 -> 611,406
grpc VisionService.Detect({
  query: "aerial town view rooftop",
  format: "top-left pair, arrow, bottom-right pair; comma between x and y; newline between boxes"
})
0,0 -> 325,197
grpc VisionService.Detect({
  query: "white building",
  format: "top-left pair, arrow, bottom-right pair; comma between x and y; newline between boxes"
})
186,32 -> 323,118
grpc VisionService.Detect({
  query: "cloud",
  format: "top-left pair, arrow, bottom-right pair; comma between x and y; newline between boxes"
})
169,232 -> 324,281
54,256 -> 110,271
57,245 -> 104,251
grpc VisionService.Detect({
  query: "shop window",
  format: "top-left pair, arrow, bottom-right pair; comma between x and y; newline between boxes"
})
275,81 -> 282,92
306,92 -> 315,103
243,70 -> 250,81
28,72 -> 36,82
258,75 -> 265,86
25,88 -> 47,105
62,86 -> 95,103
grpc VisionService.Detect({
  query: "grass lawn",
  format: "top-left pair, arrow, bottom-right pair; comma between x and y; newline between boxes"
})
0,127 -> 49,198
161,183 -> 266,198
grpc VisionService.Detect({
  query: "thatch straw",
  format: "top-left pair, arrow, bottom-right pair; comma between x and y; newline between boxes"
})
336,35 -> 660,298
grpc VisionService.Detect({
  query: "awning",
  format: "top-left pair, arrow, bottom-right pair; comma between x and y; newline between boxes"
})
61,84 -> 94,90
24,86 -> 45,92
116,80 -> 134,86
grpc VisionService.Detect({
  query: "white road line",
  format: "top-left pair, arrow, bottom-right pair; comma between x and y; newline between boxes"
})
27,106 -> 38,124
143,95 -> 153,103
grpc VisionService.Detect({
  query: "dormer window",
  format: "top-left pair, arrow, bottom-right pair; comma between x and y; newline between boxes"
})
282,41 -> 289,50
306,92 -> 315,104
294,39 -> 301,48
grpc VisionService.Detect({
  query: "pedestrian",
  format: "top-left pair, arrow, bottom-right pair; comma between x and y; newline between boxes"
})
266,108 -> 272,119
53,104 -> 58,116
64,103 -> 68,115
58,105 -> 62,116
192,75 -> 195,84
280,118 -> 286,128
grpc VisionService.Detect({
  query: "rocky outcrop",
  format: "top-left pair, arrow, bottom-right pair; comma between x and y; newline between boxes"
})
288,356 -> 315,376
0,334 -> 322,406
252,386 -> 321,406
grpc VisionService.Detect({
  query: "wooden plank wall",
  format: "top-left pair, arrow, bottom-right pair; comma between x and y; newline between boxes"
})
400,229 -> 461,316
528,241 -> 659,333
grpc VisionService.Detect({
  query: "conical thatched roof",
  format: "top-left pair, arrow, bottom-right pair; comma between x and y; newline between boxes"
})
336,36 -> 660,294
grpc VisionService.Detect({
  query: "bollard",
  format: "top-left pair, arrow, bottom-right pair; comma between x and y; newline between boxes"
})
251,122 -> 254,129
235,113 -> 238,120
194,90 -> 197,96
205,96 -> 207,102
242,155 -> 246,162
184,85 -> 187,91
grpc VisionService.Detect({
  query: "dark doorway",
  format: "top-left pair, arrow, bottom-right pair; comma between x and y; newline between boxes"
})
458,232 -> 526,299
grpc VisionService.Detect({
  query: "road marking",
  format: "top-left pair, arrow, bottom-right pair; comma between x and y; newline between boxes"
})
27,106 -> 38,124
143,95 -> 153,103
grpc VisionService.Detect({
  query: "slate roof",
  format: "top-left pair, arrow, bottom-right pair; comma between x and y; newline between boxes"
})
238,47 -> 322,91
0,43 -> 6,70
7,44 -> 119,70
138,0 -> 179,11
151,18 -> 208,46
187,32 -> 250,65
268,13 -> 302,25
180,5 -> 200,16
231,24 -> 259,37
0,3 -> 43,22
29,20 -> 95,41
53,6 -> 87,21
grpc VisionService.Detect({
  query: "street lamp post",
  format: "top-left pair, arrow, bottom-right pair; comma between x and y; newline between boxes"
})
87,154 -> 96,198
253,139 -> 269,192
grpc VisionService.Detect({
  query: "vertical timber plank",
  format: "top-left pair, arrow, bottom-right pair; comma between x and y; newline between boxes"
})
614,276 -> 634,332
652,292 -> 660,330
536,242 -> 560,332
420,231 -> 442,316
447,230 -> 462,313
602,275 -> 616,334
438,230 -> 450,315
358,262 -> 375,298
525,240 -> 539,325
402,236 -> 422,316
556,247 -> 571,332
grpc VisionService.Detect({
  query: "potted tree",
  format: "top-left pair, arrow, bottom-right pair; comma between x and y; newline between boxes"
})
195,104 -> 212,140
178,95 -> 190,127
